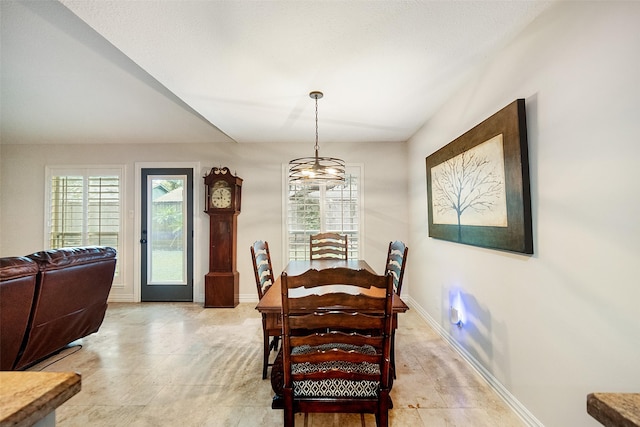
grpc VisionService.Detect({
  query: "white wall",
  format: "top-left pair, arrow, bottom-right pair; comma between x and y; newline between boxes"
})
407,2 -> 640,426
0,139 -> 408,303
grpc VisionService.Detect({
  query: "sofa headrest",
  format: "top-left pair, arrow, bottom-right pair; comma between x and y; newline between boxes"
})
0,256 -> 39,281
27,246 -> 117,271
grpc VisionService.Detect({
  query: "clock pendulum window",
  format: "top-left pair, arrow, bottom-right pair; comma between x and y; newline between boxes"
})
203,166 -> 243,308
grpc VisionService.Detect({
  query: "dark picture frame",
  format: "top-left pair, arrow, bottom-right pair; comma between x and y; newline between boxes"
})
425,99 -> 533,254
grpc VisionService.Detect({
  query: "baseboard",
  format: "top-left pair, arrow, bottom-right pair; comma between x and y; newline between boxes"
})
108,294 -> 258,303
404,296 -> 544,427
107,295 -> 135,302
239,293 -> 259,303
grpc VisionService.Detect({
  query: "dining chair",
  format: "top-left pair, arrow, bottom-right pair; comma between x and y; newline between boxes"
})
280,267 -> 395,427
384,241 -> 408,296
250,240 -> 281,379
309,232 -> 348,260
384,240 -> 408,378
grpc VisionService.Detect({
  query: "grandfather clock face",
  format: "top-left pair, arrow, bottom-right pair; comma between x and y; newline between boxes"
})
210,181 -> 232,209
204,166 -> 242,214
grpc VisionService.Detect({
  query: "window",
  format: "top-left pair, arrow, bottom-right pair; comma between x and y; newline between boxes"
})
285,165 -> 362,260
46,166 -> 123,279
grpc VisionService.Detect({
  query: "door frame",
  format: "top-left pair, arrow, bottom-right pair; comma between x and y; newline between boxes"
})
134,162 -> 205,303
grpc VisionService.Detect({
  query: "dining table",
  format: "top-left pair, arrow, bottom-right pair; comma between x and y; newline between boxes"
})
255,258 -> 409,408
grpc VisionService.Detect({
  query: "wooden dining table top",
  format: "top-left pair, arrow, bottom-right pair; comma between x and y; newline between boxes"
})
255,259 -> 409,313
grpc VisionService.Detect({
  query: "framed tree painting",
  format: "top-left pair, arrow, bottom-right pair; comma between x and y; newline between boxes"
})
425,99 -> 533,254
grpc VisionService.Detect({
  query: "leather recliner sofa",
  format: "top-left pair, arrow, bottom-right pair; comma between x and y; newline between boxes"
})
0,256 -> 39,371
0,246 -> 116,370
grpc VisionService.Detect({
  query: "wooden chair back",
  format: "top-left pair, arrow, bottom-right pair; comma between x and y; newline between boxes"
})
251,240 -> 280,379
251,240 -> 275,299
309,232 -> 348,260
384,241 -> 408,295
280,267 -> 394,426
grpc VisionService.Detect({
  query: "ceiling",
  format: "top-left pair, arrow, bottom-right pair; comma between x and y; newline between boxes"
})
1,0 -> 553,145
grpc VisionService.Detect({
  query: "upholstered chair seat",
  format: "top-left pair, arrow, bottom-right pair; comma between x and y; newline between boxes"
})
291,343 -> 380,398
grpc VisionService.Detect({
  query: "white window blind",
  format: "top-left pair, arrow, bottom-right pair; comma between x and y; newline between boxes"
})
47,167 -> 123,278
285,166 -> 361,261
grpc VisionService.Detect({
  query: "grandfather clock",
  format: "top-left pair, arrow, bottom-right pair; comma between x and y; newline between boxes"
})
203,167 -> 242,308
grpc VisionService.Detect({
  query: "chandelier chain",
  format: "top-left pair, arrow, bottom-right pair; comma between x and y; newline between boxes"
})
314,95 -> 319,153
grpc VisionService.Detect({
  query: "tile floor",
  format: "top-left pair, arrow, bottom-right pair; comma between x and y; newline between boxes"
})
30,302 -> 525,426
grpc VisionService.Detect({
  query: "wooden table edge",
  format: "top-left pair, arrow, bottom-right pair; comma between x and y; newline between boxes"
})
587,392 -> 640,427
0,371 -> 81,427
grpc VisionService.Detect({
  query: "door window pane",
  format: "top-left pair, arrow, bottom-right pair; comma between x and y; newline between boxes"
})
147,176 -> 187,285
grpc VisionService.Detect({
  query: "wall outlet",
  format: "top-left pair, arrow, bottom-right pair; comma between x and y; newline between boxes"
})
450,306 -> 461,326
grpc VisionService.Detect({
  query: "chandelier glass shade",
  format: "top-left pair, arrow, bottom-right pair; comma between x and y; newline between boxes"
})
288,91 -> 345,184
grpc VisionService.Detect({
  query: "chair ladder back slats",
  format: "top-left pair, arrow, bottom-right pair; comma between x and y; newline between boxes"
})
384,241 -> 408,295
283,267 -> 387,289
251,240 -> 275,298
250,240 -> 280,379
309,233 -> 348,260
288,314 -> 386,331
287,295 -> 388,312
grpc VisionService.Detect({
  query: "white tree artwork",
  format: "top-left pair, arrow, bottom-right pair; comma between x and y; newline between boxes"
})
431,134 -> 507,241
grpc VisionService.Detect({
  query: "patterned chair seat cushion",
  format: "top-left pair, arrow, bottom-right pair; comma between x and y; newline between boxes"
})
291,343 -> 380,397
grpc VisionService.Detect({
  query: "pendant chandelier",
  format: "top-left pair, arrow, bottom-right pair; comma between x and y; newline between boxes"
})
288,91 -> 345,184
